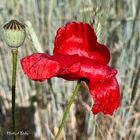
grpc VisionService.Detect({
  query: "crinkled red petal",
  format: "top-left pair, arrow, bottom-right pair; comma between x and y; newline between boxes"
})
54,22 -> 110,64
20,53 -> 60,81
88,77 -> 120,115
80,62 -> 117,82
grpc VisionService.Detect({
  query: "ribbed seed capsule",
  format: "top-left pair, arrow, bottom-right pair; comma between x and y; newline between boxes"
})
3,20 -> 26,48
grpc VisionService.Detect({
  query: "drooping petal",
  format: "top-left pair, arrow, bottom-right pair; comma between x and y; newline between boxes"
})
54,22 -> 110,64
21,53 -> 61,81
88,77 -> 120,115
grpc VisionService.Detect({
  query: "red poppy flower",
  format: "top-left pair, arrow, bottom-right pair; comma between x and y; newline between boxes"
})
21,22 -> 120,115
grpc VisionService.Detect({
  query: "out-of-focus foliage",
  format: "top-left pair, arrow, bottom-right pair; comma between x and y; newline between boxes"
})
0,0 -> 140,140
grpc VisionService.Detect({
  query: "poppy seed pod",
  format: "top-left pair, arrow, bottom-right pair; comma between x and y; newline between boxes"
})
3,20 -> 26,48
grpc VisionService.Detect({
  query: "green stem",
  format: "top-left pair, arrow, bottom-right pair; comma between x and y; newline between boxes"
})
12,48 -> 18,140
55,80 -> 81,140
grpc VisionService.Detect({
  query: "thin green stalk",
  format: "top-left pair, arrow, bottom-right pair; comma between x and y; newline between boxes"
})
55,80 -> 81,140
12,48 -> 18,140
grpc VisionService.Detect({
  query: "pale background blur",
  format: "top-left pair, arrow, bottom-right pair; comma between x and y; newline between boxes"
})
0,0 -> 140,140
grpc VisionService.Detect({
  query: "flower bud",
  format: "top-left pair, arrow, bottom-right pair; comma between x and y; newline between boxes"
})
3,20 -> 26,48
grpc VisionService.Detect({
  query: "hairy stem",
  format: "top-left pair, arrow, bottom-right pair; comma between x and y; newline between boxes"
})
55,80 -> 81,140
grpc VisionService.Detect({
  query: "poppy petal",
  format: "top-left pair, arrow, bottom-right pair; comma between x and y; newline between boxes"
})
54,22 -> 110,64
88,77 -> 120,115
80,63 -> 117,82
21,53 -> 61,81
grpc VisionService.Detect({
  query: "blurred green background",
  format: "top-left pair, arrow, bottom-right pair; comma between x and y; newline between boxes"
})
0,0 -> 140,140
